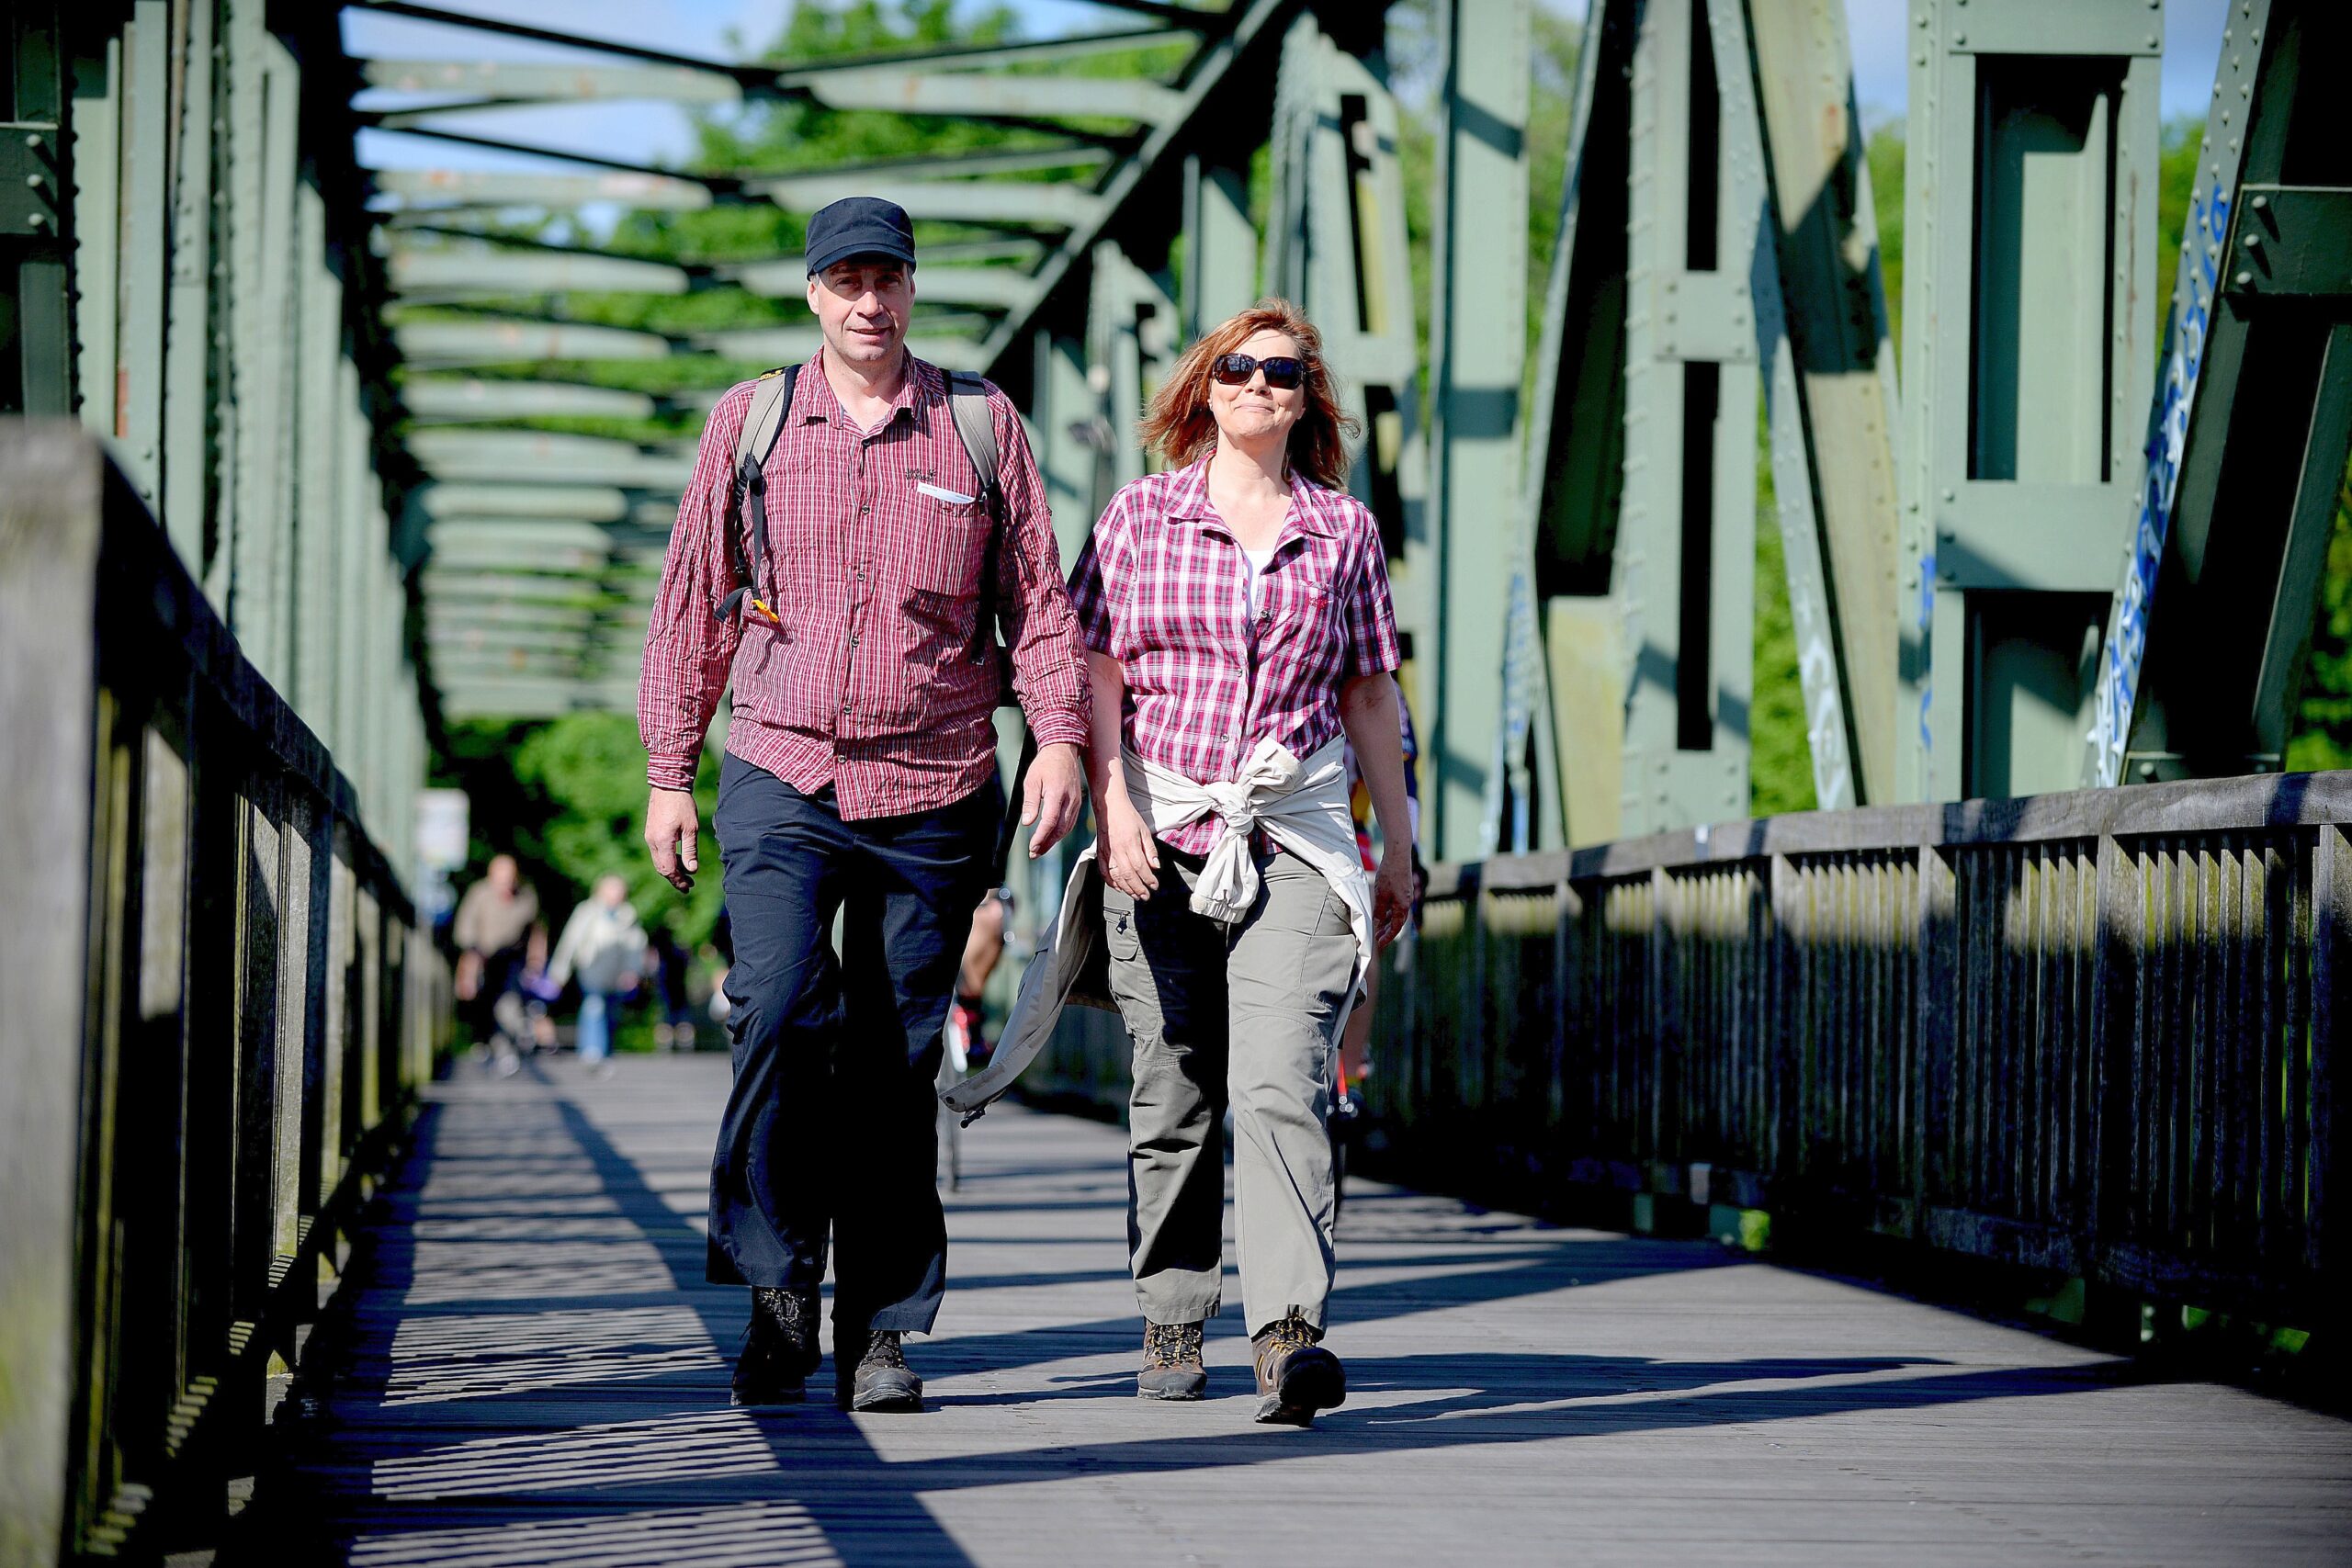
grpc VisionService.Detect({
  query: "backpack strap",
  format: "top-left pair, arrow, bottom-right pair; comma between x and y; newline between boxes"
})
716,364 -> 799,625
944,369 -> 1039,886
943,370 -> 1007,666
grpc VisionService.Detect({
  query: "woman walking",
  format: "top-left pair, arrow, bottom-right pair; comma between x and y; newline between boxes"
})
1068,299 -> 1415,1425
548,874 -> 647,1071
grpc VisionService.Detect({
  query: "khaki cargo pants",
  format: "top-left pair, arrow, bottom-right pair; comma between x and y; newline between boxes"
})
1100,844 -> 1357,1337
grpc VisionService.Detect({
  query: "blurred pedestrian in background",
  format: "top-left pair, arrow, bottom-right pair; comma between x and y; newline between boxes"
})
549,874 -> 646,1071
451,853 -> 539,1053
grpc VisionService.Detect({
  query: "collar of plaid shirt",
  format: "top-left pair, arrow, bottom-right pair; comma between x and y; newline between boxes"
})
1156,450 -> 1342,543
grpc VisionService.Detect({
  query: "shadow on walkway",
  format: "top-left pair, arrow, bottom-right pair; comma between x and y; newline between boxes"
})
246,1066 -> 2132,1567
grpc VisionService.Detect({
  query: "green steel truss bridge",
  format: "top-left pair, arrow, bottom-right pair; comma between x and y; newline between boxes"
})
4,2 -> 2350,1562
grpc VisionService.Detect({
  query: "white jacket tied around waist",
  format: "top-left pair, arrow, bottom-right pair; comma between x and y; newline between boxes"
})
942,736 -> 1373,1121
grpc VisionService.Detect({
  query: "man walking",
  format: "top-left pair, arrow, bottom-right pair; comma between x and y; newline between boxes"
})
450,853 -> 538,1054
639,197 -> 1090,1412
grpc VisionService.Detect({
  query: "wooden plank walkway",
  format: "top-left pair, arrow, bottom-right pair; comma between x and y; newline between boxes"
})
272,1055 -> 2352,1566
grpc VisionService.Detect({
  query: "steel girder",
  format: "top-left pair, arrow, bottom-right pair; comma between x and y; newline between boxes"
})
345,1 -> 1315,719
1261,11 -> 1435,823
12,6 -> 429,873
1741,0 -> 1904,810
1517,0 -> 1897,843
1901,0 -> 2163,801
2087,0 -> 2352,785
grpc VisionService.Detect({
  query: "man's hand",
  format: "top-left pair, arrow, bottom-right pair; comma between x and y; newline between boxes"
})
644,788 -> 702,893
1021,741 -> 1085,858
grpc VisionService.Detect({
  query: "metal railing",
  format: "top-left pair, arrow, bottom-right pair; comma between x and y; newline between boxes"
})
1030,772 -> 2349,1327
1,427 -> 446,1563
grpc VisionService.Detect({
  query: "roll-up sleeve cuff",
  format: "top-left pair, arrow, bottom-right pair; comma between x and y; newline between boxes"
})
1026,709 -> 1090,750
647,753 -> 701,792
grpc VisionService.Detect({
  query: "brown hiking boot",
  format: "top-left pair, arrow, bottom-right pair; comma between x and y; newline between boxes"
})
1250,1310 -> 1344,1426
1137,1321 -> 1207,1401
835,1325 -> 923,1413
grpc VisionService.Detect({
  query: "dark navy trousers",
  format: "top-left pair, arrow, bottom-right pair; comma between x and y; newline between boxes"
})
707,752 -> 998,1333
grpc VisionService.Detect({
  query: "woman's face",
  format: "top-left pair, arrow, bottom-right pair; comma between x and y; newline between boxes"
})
1207,328 -> 1306,452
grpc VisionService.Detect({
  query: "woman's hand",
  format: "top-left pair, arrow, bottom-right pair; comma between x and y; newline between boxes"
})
1373,842 -> 1414,949
1097,791 -> 1161,900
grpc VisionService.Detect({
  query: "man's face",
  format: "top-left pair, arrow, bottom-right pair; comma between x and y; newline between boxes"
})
488,855 -> 518,895
807,255 -> 912,369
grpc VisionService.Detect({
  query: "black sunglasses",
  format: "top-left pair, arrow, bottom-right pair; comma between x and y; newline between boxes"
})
1210,353 -> 1305,390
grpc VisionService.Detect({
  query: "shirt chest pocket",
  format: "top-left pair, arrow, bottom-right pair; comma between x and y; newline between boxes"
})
899,489 -> 990,598
1254,552 -> 1340,646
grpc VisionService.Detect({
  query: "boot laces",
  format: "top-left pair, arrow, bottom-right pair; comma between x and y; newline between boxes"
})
858,1329 -> 908,1371
754,1288 -> 812,1335
1145,1321 -> 1204,1369
1256,1312 -> 1317,1366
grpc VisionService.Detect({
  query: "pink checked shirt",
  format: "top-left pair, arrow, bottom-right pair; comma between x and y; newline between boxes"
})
1068,453 -> 1401,857
639,352 -> 1089,818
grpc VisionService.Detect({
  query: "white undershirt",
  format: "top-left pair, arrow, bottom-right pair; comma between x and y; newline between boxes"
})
1240,547 -> 1275,619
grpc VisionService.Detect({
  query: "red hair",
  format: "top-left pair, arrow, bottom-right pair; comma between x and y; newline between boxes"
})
1138,299 -> 1358,490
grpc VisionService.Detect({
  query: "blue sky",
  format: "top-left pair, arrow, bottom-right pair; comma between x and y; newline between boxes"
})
345,0 -> 2238,177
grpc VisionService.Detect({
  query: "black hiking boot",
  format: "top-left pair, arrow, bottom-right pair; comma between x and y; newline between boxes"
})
1250,1311 -> 1345,1426
1137,1320 -> 1208,1401
731,1287 -> 820,1406
836,1325 -> 923,1413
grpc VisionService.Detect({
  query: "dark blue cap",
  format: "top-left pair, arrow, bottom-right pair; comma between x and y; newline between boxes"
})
805,196 -> 917,277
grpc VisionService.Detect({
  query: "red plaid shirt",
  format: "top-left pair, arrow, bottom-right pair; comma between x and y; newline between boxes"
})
1068,453 -> 1400,857
639,351 -> 1089,817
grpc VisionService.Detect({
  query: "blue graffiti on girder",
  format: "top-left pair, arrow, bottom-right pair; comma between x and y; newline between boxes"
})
2089,177 -> 2233,787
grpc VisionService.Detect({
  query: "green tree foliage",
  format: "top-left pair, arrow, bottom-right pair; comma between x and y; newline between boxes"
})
1750,421 -> 1817,818
435,714 -> 729,944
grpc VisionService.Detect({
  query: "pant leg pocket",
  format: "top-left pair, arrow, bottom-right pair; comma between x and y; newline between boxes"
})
1102,884 -> 1141,965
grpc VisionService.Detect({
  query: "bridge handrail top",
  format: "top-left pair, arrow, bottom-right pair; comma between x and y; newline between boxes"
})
1432,769 -> 2352,896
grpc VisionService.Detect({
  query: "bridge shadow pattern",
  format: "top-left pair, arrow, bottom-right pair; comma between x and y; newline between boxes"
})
242,1056 -> 2333,1568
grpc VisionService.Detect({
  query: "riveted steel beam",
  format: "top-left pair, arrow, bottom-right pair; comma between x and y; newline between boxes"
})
745,173 -> 1105,231
1901,0 -> 2161,802
387,247 -> 692,299
401,378 -> 659,423
392,317 -> 671,366
1181,154 -> 1256,340
407,430 -> 697,490
359,58 -> 743,105
425,517 -> 647,552
410,482 -> 638,521
2089,2 -> 2352,785
1425,0 -> 1533,860
785,70 -> 1186,127
980,0 -> 1306,374
1521,0 -> 1632,846
1744,0 -> 1902,807
435,678 -> 645,716
373,167 -> 712,211
351,4 -> 1198,81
